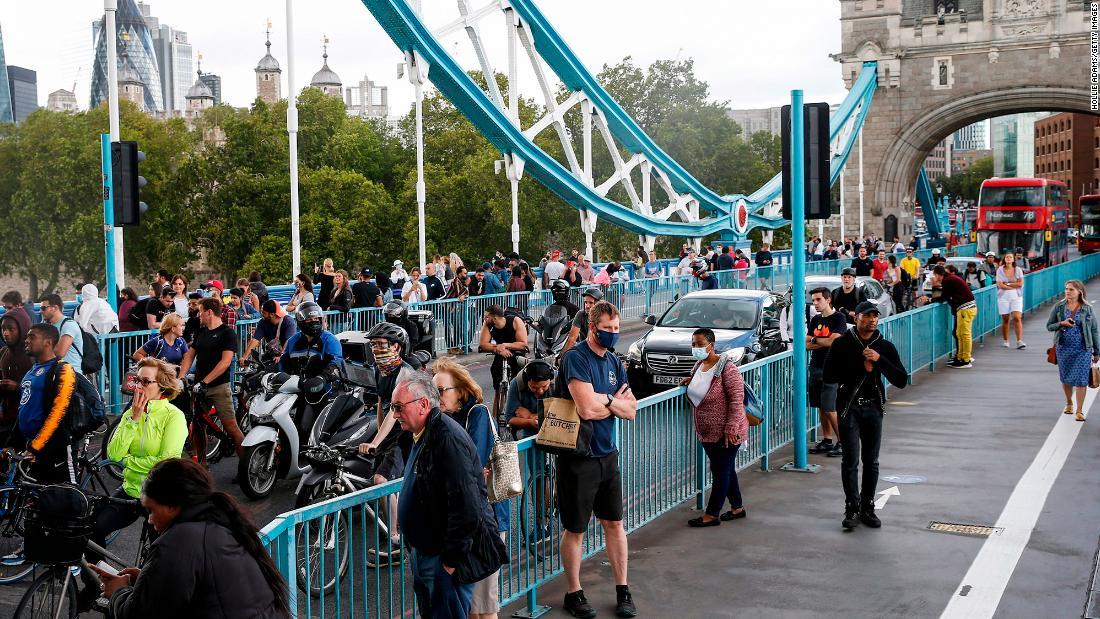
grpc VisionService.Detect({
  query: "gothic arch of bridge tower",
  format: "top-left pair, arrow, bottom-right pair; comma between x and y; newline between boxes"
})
834,0 -> 1094,240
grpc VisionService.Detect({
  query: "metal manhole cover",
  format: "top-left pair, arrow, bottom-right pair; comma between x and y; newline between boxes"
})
927,521 -> 1003,537
882,474 -> 926,484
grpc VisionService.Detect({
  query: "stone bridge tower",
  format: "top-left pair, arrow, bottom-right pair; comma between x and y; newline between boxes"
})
833,0 -> 1093,241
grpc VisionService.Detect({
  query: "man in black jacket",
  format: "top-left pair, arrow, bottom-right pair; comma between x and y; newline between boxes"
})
822,301 -> 908,531
394,371 -> 507,618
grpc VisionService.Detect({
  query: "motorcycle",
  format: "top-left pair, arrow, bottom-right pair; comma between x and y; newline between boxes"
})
237,372 -> 332,499
527,305 -> 574,361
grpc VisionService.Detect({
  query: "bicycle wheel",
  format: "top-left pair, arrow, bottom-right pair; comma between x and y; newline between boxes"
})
80,460 -> 124,498
296,490 -> 351,597
13,567 -> 78,619
95,416 -> 125,482
0,487 -> 32,584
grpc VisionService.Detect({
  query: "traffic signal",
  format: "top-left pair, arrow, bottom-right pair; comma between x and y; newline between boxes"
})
781,102 -> 831,220
111,140 -> 147,226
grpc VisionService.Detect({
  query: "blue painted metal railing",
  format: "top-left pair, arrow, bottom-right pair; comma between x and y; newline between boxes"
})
94,245 -> 988,415
253,252 -> 1046,618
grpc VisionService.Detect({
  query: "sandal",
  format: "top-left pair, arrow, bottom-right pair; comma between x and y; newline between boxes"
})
1064,404 -> 1074,414
1077,411 -> 1086,422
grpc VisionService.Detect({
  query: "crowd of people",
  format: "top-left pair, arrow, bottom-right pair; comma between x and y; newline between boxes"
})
0,230 -> 1078,619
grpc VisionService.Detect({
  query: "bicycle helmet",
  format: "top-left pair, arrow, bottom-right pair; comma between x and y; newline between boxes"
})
549,279 -> 571,302
383,300 -> 408,323
581,288 -> 604,302
365,321 -> 410,355
690,257 -> 709,277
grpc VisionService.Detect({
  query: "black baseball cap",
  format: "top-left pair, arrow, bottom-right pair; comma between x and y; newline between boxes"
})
358,267 -> 372,278
854,301 -> 880,316
841,267 -> 857,277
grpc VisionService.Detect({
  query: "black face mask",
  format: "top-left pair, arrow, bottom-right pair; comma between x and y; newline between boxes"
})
301,320 -> 323,338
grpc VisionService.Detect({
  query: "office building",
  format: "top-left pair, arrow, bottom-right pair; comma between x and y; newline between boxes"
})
923,135 -> 953,182
138,2 -> 193,115
951,148 -> 992,174
345,75 -> 389,119
199,72 -> 221,105
46,89 -> 78,112
727,106 -> 782,138
991,112 -> 1051,178
0,22 -> 12,123
7,66 -> 38,123
91,0 -> 164,113
953,121 -> 987,151
1034,112 -> 1100,201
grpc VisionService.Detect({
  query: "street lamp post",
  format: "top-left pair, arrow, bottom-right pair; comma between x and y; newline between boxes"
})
285,6 -> 302,277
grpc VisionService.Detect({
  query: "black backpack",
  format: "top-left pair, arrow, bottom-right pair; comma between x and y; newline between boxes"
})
127,298 -> 150,329
52,361 -> 106,441
61,318 -> 103,375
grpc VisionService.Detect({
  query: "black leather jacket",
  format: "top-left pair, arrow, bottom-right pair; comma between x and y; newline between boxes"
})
823,329 -> 907,415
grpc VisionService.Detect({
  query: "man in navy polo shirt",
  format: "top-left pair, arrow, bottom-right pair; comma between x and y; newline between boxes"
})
557,301 -> 638,618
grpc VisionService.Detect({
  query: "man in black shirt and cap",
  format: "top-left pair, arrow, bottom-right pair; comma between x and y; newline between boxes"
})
352,268 -> 383,308
823,301 -> 908,531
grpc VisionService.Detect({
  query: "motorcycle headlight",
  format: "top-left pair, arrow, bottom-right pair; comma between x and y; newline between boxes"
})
249,410 -> 275,425
627,341 -> 642,363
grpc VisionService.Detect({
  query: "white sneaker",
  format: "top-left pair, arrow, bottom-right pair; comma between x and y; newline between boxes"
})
1017,342 -> 1027,350
1002,341 -> 1010,348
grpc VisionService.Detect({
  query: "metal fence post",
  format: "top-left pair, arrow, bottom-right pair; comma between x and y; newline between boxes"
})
760,363 -> 770,471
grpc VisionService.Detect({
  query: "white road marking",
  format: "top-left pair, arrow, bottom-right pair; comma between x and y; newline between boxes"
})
874,485 -> 900,509
940,389 -> 1096,619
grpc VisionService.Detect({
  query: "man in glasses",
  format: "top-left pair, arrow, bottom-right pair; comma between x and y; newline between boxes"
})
392,371 -> 506,619
38,293 -> 83,369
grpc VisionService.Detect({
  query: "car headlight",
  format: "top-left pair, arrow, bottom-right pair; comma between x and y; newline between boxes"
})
627,341 -> 642,363
723,347 -> 746,363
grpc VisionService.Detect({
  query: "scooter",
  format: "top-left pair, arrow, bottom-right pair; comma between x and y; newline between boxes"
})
295,384 -> 380,507
237,372 -> 327,499
528,305 -> 573,360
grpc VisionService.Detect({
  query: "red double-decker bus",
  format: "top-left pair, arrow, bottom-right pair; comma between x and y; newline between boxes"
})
976,178 -> 1070,271
1078,194 -> 1100,254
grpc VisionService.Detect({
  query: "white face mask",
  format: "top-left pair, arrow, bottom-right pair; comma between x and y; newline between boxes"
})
691,346 -> 709,360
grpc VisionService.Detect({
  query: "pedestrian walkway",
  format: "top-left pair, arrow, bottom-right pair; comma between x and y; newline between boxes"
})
507,278 -> 1100,619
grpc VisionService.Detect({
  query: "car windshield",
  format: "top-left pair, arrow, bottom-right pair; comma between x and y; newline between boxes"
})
658,297 -> 759,330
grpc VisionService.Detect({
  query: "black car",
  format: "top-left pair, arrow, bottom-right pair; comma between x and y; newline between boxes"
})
625,289 -> 788,396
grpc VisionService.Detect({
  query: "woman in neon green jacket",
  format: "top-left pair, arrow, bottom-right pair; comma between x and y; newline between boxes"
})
93,357 -> 188,546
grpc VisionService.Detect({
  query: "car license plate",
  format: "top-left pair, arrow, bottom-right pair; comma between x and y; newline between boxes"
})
653,375 -> 681,385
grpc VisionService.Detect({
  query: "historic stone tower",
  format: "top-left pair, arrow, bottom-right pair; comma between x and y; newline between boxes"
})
255,23 -> 282,104
833,0 -> 1093,241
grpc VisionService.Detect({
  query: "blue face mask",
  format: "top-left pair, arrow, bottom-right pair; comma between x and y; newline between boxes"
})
691,346 -> 709,360
596,329 -> 619,350
75,295 -> 83,304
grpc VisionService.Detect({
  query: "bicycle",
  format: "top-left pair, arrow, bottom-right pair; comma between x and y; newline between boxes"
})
12,482 -> 153,619
0,453 -> 35,584
186,380 -> 249,466
487,350 -> 528,431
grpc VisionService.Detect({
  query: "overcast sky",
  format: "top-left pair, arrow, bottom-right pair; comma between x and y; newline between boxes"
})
0,0 -> 847,115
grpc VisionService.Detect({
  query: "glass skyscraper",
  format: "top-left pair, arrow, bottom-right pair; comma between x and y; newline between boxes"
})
0,22 -> 13,124
90,0 -> 163,113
